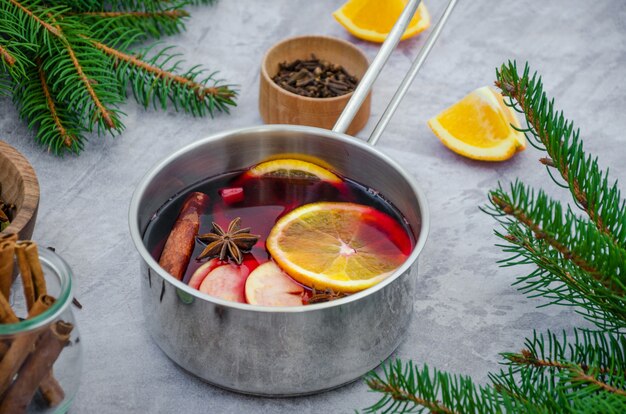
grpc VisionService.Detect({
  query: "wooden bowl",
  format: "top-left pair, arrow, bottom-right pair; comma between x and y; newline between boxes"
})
259,35 -> 371,135
0,141 -> 39,240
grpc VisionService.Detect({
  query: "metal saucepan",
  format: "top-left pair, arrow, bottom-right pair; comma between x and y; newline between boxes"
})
129,0 -> 457,396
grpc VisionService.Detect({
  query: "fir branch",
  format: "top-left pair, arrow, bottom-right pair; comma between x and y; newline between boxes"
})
364,361 -> 499,414
0,44 -> 16,66
92,38 -> 236,116
73,10 -> 187,17
75,9 -> 188,39
37,60 -> 79,150
501,330 -> 626,378
0,38 -> 34,80
1,0 -> 233,154
364,62 -> 626,413
64,41 -> 116,129
496,61 -> 626,249
56,0 -> 215,12
13,64 -> 85,153
489,184 -> 626,294
5,0 -> 61,37
0,5 -> 37,78
484,181 -> 626,330
570,369 -> 626,397
4,0 -> 123,132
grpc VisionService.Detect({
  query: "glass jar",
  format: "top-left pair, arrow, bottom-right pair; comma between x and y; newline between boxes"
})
0,248 -> 81,413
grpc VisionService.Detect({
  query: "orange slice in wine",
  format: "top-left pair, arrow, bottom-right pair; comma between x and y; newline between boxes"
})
246,159 -> 341,184
266,202 -> 411,293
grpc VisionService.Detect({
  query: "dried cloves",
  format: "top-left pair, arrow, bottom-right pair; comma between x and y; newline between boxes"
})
272,54 -> 358,98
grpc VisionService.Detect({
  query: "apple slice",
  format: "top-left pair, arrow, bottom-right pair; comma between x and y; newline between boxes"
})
199,263 -> 249,303
245,261 -> 304,307
188,258 -> 222,290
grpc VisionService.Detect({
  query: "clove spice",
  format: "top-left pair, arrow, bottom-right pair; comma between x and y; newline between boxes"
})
0,184 -> 16,232
272,54 -> 359,98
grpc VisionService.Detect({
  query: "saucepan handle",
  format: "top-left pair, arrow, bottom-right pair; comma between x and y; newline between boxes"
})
332,0 -> 459,146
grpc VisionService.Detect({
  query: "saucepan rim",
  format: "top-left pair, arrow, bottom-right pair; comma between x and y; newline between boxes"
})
128,124 -> 429,313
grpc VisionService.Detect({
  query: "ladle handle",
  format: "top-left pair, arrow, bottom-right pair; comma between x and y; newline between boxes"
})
332,0 -> 459,145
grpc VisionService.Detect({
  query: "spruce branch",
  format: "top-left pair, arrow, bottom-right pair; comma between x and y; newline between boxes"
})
74,9 -> 189,39
364,361 -> 497,414
496,61 -> 626,248
3,0 -> 124,132
37,61 -> 80,151
0,45 -> 16,66
363,62 -> 626,412
484,182 -> 626,331
5,0 -> 62,37
92,38 -> 236,116
13,62 -> 85,153
0,0 -> 235,155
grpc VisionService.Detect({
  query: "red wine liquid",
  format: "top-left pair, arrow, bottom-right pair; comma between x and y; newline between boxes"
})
143,171 -> 416,284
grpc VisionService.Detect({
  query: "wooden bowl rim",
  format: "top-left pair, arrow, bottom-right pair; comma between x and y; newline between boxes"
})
261,34 -> 369,103
0,141 -> 39,237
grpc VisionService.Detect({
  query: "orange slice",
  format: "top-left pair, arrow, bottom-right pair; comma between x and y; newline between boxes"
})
266,202 -> 411,293
427,86 -> 526,161
246,159 -> 341,184
333,0 -> 430,43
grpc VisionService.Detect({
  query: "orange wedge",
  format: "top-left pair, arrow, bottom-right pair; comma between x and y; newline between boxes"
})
246,159 -> 341,184
333,0 -> 430,43
427,87 -> 526,161
266,202 -> 411,293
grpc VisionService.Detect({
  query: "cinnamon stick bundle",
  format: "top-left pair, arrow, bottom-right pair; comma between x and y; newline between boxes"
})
0,240 -> 71,411
0,295 -> 55,396
0,321 -> 73,414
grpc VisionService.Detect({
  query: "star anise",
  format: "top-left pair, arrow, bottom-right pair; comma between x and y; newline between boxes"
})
306,288 -> 348,304
196,217 -> 260,265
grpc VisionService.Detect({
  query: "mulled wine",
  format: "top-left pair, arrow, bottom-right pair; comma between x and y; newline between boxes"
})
143,159 -> 415,306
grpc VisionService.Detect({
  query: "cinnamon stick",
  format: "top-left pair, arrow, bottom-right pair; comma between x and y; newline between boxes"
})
0,293 -> 18,361
0,292 -> 18,324
14,243 -> 35,310
159,192 -> 210,280
0,295 -> 55,396
30,296 -> 65,407
0,234 -> 17,299
39,373 -> 64,407
0,321 -> 72,414
23,242 -> 46,299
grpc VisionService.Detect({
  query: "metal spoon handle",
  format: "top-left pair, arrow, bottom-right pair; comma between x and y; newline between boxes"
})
332,0 -> 459,146
332,0 -> 422,135
368,0 -> 458,145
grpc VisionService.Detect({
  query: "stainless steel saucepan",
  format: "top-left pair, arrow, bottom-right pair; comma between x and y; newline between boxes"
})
129,0 -> 457,396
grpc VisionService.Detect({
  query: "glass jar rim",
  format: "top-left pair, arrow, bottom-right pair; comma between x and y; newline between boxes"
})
0,248 -> 73,335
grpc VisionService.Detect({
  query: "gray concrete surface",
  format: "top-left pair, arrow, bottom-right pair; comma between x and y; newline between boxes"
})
1,0 -> 625,412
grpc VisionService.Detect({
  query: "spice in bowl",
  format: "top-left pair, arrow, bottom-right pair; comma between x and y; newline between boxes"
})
272,54 -> 358,98
0,184 -> 16,232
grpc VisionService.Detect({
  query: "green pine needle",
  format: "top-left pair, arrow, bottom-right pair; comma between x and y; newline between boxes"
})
0,0 -> 235,155
362,62 -> 626,413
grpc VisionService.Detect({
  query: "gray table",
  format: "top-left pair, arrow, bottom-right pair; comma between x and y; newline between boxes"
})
1,1 -> 624,412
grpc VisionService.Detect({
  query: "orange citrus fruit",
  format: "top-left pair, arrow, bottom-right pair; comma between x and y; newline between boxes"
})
266,202 -> 411,293
427,86 -> 526,161
246,159 -> 341,184
333,0 -> 430,43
